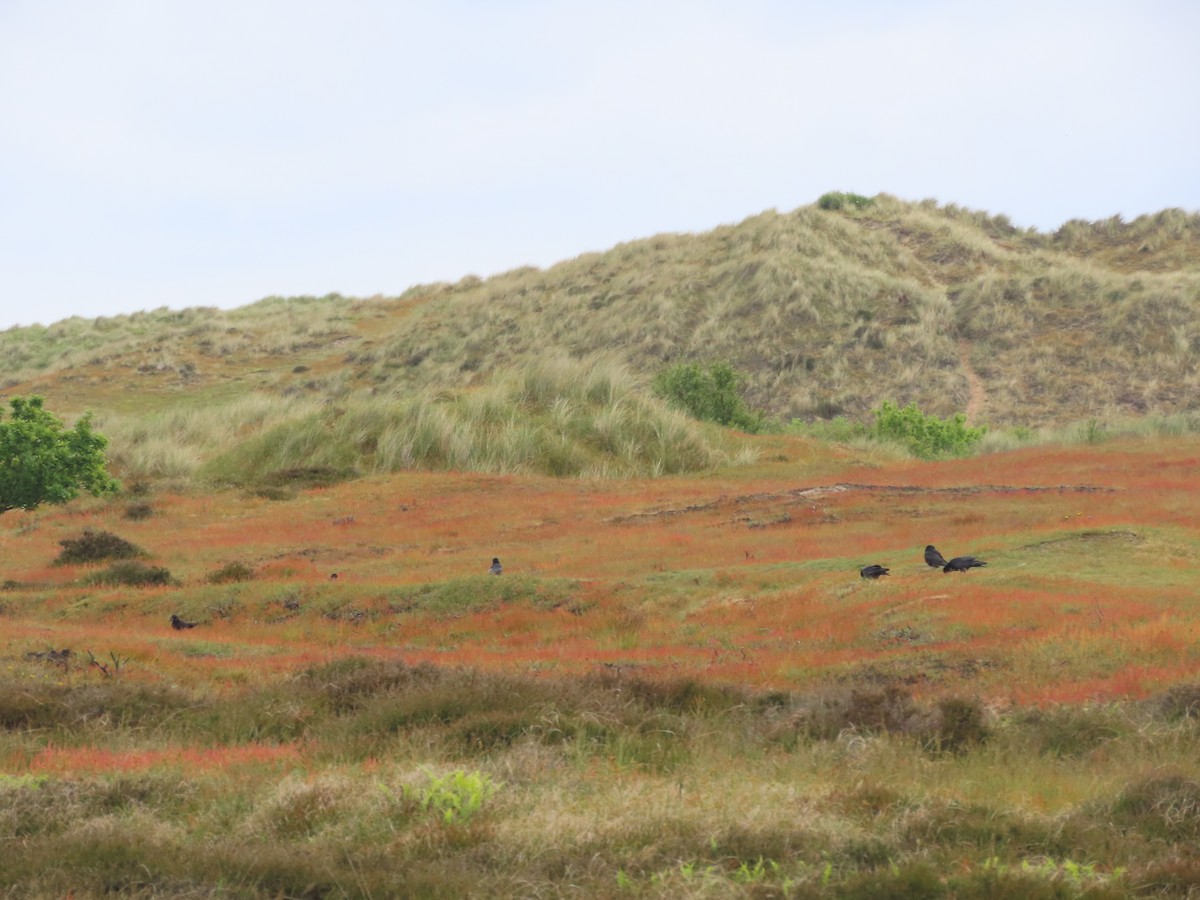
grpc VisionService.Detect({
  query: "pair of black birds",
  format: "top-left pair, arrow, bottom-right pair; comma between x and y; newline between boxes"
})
860,545 -> 987,579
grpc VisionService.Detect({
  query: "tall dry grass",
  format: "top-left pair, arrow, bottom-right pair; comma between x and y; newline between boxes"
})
193,355 -> 732,485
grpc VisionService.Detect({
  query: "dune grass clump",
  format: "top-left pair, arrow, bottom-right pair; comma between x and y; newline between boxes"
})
206,561 -> 256,584
200,355 -> 730,484
82,561 -> 174,587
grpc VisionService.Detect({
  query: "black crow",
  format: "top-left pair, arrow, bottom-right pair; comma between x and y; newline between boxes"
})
488,557 -> 503,575
943,556 -> 987,573
170,614 -> 197,630
924,545 -> 948,568
860,564 -> 890,579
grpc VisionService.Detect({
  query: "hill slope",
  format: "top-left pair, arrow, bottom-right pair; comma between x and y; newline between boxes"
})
2,194 -> 1198,432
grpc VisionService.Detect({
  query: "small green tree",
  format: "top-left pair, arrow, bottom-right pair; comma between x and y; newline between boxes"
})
0,396 -> 119,513
652,362 -> 764,432
871,401 -> 986,459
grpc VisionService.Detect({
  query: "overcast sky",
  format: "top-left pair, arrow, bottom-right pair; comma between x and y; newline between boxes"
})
1,0 -> 1197,331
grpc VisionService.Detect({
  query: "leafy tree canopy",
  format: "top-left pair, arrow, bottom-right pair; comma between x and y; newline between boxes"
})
0,395 -> 119,513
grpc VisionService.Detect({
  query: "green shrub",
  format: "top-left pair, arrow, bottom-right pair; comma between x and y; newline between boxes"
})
652,362 -> 765,432
872,401 -> 986,459
817,191 -> 874,211
403,769 -> 502,825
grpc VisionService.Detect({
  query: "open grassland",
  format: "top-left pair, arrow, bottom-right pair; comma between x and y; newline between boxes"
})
3,433 -> 1200,897
3,198 -> 1198,430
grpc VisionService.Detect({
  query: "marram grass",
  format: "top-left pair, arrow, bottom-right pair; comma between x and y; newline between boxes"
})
198,355 -> 734,484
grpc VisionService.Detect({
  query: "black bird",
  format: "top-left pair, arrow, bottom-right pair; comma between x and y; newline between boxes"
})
860,564 -> 890,580
924,545 -> 948,568
943,556 -> 987,573
170,614 -> 197,630
488,557 -> 503,575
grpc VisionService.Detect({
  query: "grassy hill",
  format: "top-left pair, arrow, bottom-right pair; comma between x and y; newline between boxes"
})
4,192 -> 1200,897
1,193 -> 1198,484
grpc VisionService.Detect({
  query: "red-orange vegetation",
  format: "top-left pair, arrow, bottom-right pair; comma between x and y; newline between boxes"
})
4,434 -> 1200,705
1016,662 -> 1200,706
28,741 -> 304,775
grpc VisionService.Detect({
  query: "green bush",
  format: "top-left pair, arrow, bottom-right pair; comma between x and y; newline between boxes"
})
404,769 -> 503,825
652,362 -> 765,432
817,191 -> 874,211
0,395 -> 118,514
872,401 -> 986,459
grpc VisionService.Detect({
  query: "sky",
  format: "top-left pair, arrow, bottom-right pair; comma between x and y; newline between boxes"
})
1,1 -> 1197,331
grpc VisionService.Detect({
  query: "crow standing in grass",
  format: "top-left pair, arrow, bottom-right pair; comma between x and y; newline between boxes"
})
943,555 -> 987,573
170,614 -> 197,630
924,545 -> 949,568
860,564 -> 890,580
488,557 -> 503,575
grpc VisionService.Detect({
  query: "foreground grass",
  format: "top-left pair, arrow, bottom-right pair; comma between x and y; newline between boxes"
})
2,657 -> 1199,897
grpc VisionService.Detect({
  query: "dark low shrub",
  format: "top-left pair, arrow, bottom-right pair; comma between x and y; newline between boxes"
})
790,684 -> 927,741
1152,682 -> 1200,721
1015,706 -> 1123,758
53,531 -> 144,566
934,696 -> 991,753
123,503 -> 154,521
261,466 -> 357,489
1108,773 -> 1200,841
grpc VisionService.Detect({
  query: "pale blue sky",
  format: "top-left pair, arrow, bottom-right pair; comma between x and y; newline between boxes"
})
1,0 -> 1197,329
